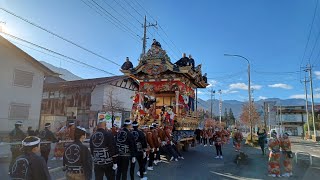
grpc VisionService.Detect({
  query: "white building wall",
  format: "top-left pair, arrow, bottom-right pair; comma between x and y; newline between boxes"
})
90,84 -> 105,111
103,85 -> 134,111
0,44 -> 44,133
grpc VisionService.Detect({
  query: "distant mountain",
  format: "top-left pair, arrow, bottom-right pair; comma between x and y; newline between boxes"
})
40,61 -> 82,81
197,98 -> 313,119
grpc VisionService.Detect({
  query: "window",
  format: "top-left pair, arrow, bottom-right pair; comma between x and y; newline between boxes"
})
13,69 -> 34,88
9,103 -> 30,119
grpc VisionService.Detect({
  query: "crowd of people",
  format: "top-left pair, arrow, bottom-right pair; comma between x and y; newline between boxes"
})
7,120 -> 294,179
8,119 -> 184,180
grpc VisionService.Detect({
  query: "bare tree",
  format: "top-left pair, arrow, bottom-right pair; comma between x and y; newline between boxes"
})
103,87 -> 124,125
240,103 -> 260,140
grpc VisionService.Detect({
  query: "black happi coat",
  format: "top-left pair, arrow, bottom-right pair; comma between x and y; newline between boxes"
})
116,127 -> 136,157
89,128 -> 118,166
131,128 -> 147,155
63,140 -> 93,180
10,152 -> 51,180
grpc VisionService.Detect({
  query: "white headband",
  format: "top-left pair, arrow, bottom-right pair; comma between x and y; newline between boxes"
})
132,123 -> 139,127
76,126 -> 86,132
22,137 -> 41,146
45,124 -> 51,128
124,121 -> 132,125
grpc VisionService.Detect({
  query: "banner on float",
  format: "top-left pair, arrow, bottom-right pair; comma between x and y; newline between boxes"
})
97,112 -> 122,129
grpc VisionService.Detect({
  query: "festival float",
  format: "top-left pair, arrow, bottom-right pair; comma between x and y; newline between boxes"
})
121,40 -> 209,150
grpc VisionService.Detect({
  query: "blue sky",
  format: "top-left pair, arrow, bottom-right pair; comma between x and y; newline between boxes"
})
1,0 -> 320,101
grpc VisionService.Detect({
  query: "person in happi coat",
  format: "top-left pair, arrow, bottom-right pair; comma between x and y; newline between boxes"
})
268,131 -> 281,178
213,127 -> 223,159
152,123 -> 161,165
257,128 -> 267,155
116,120 -> 136,180
9,136 -> 51,180
203,129 -> 208,147
8,121 -> 26,173
146,125 -> 155,171
40,123 -> 58,163
280,132 -> 293,177
233,128 -> 243,152
130,121 -> 148,180
53,121 -> 75,160
90,119 -> 118,180
63,126 -> 92,180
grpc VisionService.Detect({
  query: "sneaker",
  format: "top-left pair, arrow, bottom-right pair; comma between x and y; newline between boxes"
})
51,157 -> 56,160
147,167 -> 153,171
282,173 -> 289,177
210,145 -> 213,146
144,171 -> 147,175
140,177 -> 148,180
179,156 -> 184,159
214,156 -> 220,159
220,156 -> 223,159
153,160 -> 158,165
268,174 -> 276,177
59,157 -> 63,160
204,145 -> 207,147
276,175 -> 281,178
175,158 -> 178,161
170,157 -> 174,161
289,172 -> 293,176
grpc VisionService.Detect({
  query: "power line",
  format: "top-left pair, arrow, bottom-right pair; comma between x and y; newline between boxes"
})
101,0 -> 141,33
82,0 -> 141,42
0,7 -> 121,67
123,0 -> 144,19
0,32 -> 116,76
113,0 -> 142,25
89,0 -> 141,40
132,0 -> 182,55
300,0 -> 319,67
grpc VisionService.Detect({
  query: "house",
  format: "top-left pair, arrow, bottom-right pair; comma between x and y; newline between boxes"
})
275,105 -> 306,136
41,75 -> 138,131
0,35 -> 57,134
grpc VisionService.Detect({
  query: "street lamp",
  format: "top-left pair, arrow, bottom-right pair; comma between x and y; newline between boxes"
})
224,54 -> 252,132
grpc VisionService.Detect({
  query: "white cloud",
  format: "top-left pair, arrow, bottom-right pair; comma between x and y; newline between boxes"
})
259,96 -> 267,100
315,71 -> 320,79
229,83 -> 247,90
315,88 -> 320,92
252,85 -> 262,90
221,90 -> 239,94
290,93 -> 320,99
268,83 -> 293,89
207,80 -> 218,88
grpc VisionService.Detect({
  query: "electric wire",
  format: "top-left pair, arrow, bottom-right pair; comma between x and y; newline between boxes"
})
0,7 -> 121,66
0,31 -> 117,76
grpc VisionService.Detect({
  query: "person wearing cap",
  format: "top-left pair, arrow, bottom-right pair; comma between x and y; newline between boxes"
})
63,126 -> 92,180
280,132 -> 293,177
146,125 -> 155,171
53,120 -> 76,160
9,136 -> 51,180
116,120 -> 136,180
90,119 -> 118,180
268,130 -> 281,178
8,121 -> 26,173
121,57 -> 134,70
39,123 -> 58,163
130,121 -> 148,180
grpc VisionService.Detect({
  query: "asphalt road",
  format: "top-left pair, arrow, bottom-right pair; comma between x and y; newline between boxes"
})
1,137 -> 320,180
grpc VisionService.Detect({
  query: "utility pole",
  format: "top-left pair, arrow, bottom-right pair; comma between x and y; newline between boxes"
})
307,64 -> 317,138
218,90 -> 222,123
210,89 -> 215,119
263,102 -> 267,130
303,73 -> 310,139
142,16 -> 157,56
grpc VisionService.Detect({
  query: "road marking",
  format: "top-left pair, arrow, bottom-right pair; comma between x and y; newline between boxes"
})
210,171 -> 263,180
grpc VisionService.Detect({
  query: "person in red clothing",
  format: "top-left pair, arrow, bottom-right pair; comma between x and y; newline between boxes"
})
146,126 -> 155,171
213,127 -> 223,159
233,128 -> 243,152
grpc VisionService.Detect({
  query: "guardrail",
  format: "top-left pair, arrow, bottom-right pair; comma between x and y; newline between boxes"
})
295,151 -> 313,166
0,139 -> 91,146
